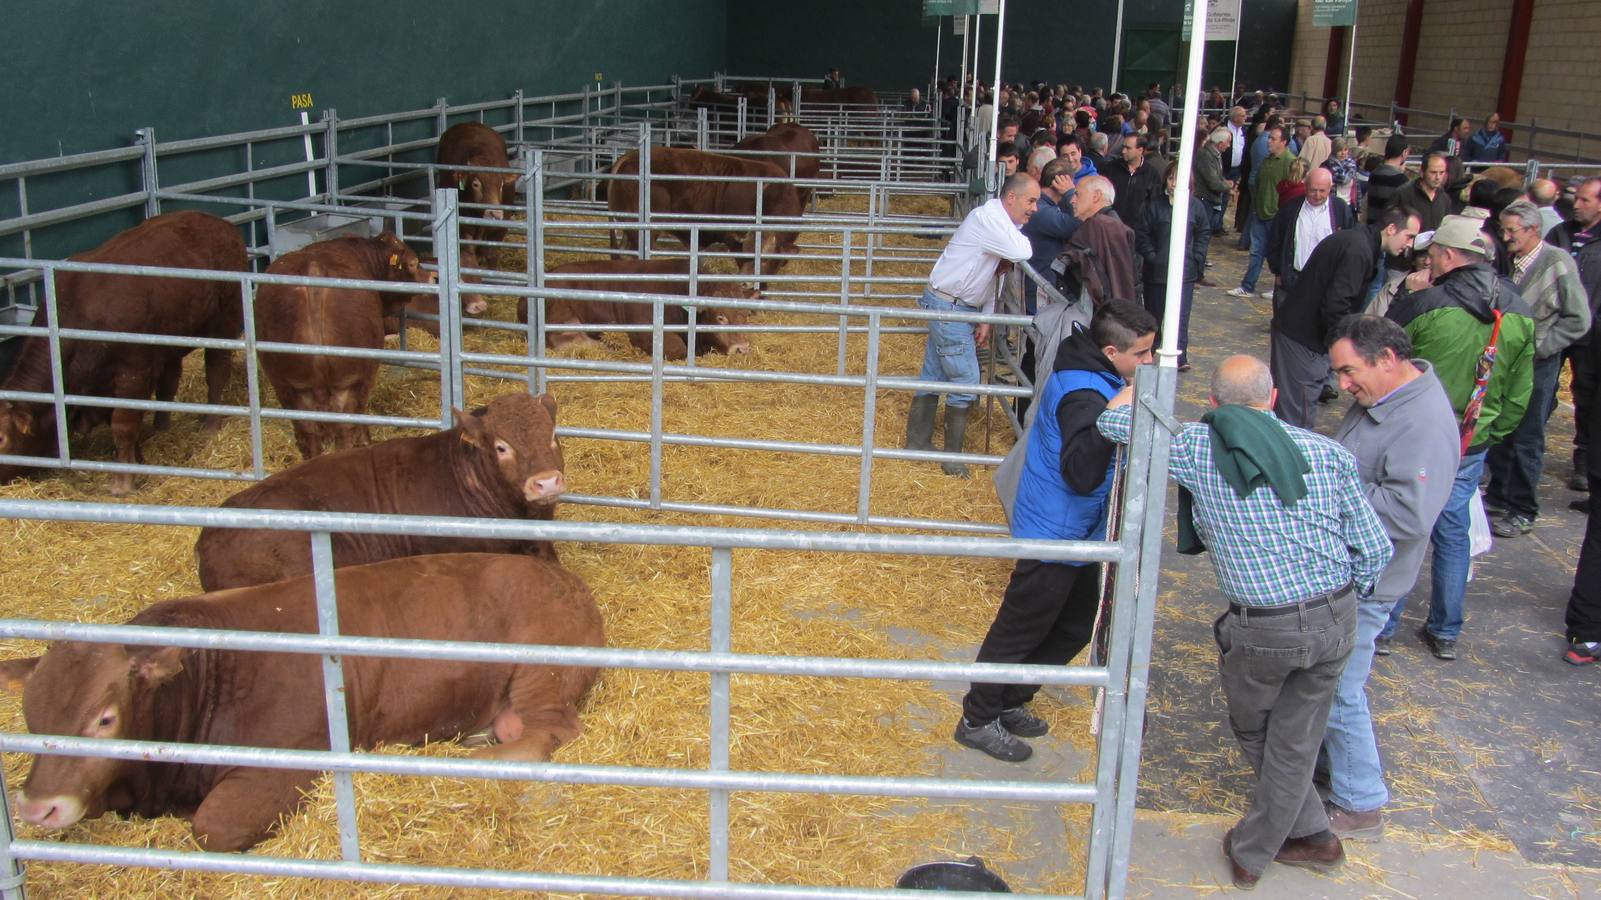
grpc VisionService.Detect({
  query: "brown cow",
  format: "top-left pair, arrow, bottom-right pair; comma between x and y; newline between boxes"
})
800,86 -> 880,108
733,123 -> 822,207
382,248 -> 490,337
195,391 -> 565,591
436,122 -> 518,259
255,233 -> 434,459
516,258 -> 753,359
607,147 -> 802,283
0,211 -> 246,495
0,552 -> 604,852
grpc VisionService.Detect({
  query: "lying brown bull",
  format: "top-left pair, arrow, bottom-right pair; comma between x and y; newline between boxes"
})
607,147 -> 802,282
733,123 -> 821,207
516,258 -> 753,360
382,248 -> 490,337
255,233 -> 434,459
687,84 -> 790,116
0,211 -> 246,495
0,552 -> 604,852
436,122 -> 517,260
195,391 -> 565,591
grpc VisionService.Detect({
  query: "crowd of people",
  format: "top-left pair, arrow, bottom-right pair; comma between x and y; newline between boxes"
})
902,78 -> 1601,890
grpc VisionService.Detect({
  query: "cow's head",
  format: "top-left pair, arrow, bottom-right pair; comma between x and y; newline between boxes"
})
1,643 -> 186,831
0,401 -> 49,484
453,392 -> 565,511
699,284 -> 757,355
452,169 -> 514,222
375,232 -> 433,286
418,250 -> 489,318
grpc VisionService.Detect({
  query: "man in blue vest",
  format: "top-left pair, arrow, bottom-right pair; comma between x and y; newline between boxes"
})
955,300 -> 1157,761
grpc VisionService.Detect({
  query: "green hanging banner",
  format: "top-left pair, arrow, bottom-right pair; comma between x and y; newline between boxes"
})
923,0 -> 981,16
1312,0 -> 1358,27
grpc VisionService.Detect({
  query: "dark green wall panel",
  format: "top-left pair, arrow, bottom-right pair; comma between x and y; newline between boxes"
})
724,0 -> 1296,98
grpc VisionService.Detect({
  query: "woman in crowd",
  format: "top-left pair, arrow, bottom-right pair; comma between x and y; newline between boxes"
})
1134,160 -> 1208,370
1324,137 -> 1361,207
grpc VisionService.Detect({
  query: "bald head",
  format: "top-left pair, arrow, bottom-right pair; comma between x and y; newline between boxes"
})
1212,355 -> 1274,408
1306,167 -> 1333,206
1530,178 -> 1558,207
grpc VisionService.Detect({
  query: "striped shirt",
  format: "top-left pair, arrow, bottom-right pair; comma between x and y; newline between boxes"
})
1098,404 -> 1393,606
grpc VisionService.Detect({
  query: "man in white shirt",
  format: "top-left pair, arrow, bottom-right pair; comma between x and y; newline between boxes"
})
1267,168 -> 1355,312
905,172 -> 1039,475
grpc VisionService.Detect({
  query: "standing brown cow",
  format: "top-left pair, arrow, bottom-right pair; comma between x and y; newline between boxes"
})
436,122 -> 518,260
733,123 -> 822,208
0,211 -> 246,495
195,391 -> 566,591
255,233 -> 434,459
516,258 -> 754,359
0,552 -> 604,852
606,147 -> 803,282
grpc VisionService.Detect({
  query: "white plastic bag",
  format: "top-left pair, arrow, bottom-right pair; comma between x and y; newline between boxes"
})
1468,492 -> 1493,558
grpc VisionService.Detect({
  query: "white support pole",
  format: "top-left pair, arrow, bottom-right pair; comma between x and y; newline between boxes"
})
1112,0 -> 1127,94
1157,2 -> 1209,369
985,0 -> 1007,192
1343,2 -> 1360,134
932,16 -> 943,100
959,15 -> 972,148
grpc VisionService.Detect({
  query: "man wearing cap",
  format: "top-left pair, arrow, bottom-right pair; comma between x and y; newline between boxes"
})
905,172 -> 1038,477
1383,214 -> 1536,660
1483,200 -> 1590,537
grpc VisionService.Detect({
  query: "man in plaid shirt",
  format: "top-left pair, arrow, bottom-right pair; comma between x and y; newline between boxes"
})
1098,355 -> 1391,889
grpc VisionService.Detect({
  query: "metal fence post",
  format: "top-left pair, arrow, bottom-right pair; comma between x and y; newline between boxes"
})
613,80 -> 624,128
41,271 -> 70,466
837,229 -> 853,377
432,188 -> 465,421
766,86 -> 777,130
714,71 -> 725,92
435,97 -> 449,138
240,275 -> 266,481
0,773 -> 27,899
135,127 -> 160,219
639,124 -> 652,261
649,300 -> 664,510
309,531 -> 362,863
322,109 -> 340,206
513,88 -> 525,147
855,311 -> 882,524
697,107 -> 709,151
708,546 -> 733,883
583,85 -> 595,203
525,149 -> 547,395
686,227 -> 701,366
862,186 -> 878,300
736,96 -> 748,141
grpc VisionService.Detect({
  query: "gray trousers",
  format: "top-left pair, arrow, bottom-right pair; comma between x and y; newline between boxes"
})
1269,330 -> 1327,430
1214,590 -> 1357,875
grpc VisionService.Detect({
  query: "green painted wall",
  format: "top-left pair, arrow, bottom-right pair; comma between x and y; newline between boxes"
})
725,0 -> 1297,97
2,0 -> 726,258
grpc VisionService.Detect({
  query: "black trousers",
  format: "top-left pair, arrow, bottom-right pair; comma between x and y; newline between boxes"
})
962,559 -> 1102,723
1567,474 -> 1601,642
1567,344 -> 1592,462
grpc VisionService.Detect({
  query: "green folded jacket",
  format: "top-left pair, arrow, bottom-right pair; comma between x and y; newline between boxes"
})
1177,405 -> 1311,555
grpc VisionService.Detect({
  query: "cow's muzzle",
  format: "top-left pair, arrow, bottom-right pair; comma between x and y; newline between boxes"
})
18,793 -> 87,829
523,469 -> 566,504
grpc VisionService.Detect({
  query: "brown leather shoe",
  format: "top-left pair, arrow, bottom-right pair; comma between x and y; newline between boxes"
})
1223,827 -> 1260,890
1326,802 -> 1385,841
1274,830 -> 1346,871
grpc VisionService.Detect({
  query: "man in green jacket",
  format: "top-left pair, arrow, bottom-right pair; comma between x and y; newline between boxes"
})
1229,126 -> 1295,299
1383,215 -> 1536,660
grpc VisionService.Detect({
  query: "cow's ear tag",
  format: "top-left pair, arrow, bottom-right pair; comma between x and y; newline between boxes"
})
458,179 -> 468,192
389,254 -> 400,268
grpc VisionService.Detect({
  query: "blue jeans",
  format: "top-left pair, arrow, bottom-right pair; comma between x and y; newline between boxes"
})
1240,213 -> 1270,292
1321,599 -> 1395,812
1383,450 -> 1487,641
1485,353 -> 1563,518
915,287 -> 980,408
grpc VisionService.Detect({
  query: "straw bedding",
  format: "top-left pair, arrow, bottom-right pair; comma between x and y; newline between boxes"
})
0,191 -> 1107,897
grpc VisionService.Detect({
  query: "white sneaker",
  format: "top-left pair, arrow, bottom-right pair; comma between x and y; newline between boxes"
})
1226,287 -> 1253,298
1260,290 -> 1274,300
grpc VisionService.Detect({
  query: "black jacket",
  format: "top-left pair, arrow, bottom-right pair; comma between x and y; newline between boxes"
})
1105,159 -> 1164,228
1134,192 -> 1209,285
1052,328 -> 1121,494
1266,195 -> 1356,290
1547,219 -> 1601,346
1271,224 -> 1384,352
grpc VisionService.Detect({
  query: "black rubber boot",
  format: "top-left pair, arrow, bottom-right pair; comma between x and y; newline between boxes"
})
941,406 -> 972,477
904,395 -> 938,452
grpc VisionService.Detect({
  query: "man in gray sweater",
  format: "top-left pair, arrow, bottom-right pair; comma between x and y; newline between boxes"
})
1321,315 -> 1460,841
1486,199 -> 1592,535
